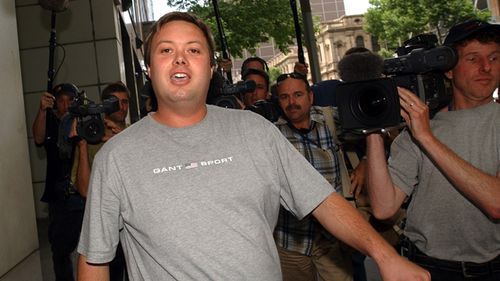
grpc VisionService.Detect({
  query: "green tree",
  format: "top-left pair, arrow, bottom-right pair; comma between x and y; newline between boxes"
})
365,0 -> 491,50
268,67 -> 283,85
165,0 -> 297,58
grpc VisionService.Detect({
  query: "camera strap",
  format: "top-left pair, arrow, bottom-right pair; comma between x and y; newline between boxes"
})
318,107 -> 356,204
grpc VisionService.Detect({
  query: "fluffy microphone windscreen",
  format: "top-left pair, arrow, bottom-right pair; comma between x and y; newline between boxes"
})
39,0 -> 70,12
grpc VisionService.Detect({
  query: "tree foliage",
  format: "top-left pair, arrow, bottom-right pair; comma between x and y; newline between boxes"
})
164,0 -> 297,58
365,0 -> 491,50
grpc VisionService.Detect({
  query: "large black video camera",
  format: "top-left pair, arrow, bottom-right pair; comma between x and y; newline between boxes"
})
207,71 -> 281,122
68,92 -> 120,144
207,71 -> 255,108
336,34 -> 457,132
245,99 -> 282,122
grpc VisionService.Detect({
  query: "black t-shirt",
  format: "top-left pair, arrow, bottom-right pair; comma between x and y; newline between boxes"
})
39,110 -> 75,203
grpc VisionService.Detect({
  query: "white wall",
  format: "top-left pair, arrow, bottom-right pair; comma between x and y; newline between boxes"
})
0,0 -> 39,277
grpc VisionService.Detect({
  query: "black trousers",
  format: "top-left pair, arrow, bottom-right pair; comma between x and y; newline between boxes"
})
48,203 -> 84,281
400,237 -> 500,281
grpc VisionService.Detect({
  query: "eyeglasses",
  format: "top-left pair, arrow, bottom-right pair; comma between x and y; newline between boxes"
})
276,72 -> 309,85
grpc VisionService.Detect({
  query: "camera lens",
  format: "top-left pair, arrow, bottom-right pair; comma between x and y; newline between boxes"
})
79,117 -> 104,144
358,86 -> 388,117
215,96 -> 240,109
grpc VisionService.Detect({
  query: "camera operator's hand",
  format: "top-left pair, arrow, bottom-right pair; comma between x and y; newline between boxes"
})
349,159 -> 367,198
398,87 -> 432,143
217,58 -> 233,72
39,92 -> 55,111
102,118 -> 125,142
68,118 -> 78,139
68,118 -> 87,147
294,62 -> 309,76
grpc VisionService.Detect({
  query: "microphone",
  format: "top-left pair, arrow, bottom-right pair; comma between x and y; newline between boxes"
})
39,0 -> 70,12
337,51 -> 384,82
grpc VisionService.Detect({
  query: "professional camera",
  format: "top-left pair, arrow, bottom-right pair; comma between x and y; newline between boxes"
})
68,92 -> 120,144
336,34 -> 457,131
245,99 -> 281,122
207,71 -> 281,122
207,71 -> 256,109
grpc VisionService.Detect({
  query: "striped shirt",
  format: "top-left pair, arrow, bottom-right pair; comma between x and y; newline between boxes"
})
273,106 -> 341,255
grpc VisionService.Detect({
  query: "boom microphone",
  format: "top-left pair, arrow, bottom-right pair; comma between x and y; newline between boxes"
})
337,51 -> 384,82
39,0 -> 69,12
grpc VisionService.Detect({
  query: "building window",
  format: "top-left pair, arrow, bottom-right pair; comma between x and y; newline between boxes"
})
355,36 -> 365,48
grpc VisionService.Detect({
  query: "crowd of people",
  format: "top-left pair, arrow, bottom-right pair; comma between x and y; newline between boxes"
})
34,10 -> 499,281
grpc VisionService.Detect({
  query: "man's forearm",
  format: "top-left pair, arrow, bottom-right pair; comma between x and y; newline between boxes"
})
76,143 -> 90,197
419,134 -> 500,219
313,193 -> 396,260
78,255 -> 109,281
313,193 -> 430,280
366,134 -> 406,219
32,109 -> 47,145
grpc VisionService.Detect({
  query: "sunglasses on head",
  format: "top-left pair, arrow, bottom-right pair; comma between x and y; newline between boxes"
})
276,72 -> 308,84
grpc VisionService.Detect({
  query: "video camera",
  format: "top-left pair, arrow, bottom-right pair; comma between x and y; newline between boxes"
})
207,71 -> 281,122
207,71 -> 253,108
245,99 -> 282,122
336,34 -> 457,132
68,91 -> 120,144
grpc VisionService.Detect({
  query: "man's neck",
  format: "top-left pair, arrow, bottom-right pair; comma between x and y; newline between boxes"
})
289,118 -> 311,132
449,95 -> 494,111
153,104 -> 208,128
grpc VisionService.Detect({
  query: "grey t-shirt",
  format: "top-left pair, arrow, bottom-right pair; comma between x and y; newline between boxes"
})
77,105 -> 334,280
389,102 -> 500,262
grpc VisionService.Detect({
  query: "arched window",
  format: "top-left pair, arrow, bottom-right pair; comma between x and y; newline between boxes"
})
355,36 -> 365,48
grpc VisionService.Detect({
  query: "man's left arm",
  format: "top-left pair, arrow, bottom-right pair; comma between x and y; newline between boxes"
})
313,193 -> 430,281
398,87 -> 500,219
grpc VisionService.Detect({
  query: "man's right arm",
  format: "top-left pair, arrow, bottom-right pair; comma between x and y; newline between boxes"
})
75,140 -> 91,197
365,133 -> 407,219
32,92 -> 54,145
78,255 -> 109,281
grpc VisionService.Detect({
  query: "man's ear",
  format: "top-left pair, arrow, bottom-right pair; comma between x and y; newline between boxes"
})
309,90 -> 314,105
444,69 -> 453,80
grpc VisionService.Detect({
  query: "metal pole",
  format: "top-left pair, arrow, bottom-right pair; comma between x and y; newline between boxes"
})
299,0 -> 321,83
47,10 -> 57,92
290,0 -> 305,64
212,0 -> 233,83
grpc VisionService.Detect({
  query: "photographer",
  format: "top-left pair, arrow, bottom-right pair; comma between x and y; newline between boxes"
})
365,19 -> 500,281
241,56 -> 269,73
241,68 -> 270,107
70,82 -> 130,281
32,83 -> 82,281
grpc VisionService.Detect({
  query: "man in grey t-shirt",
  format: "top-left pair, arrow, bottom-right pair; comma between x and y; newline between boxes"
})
366,20 -> 500,281
77,11 -> 429,281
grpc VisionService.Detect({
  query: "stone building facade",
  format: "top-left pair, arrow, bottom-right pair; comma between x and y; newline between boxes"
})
268,14 -> 375,81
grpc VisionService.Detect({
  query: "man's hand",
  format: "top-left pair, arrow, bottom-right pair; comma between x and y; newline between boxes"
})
217,58 -> 233,72
40,92 -> 55,111
293,62 -> 309,75
377,254 -> 431,281
398,87 -> 432,143
349,159 -> 366,198
102,118 -> 126,142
